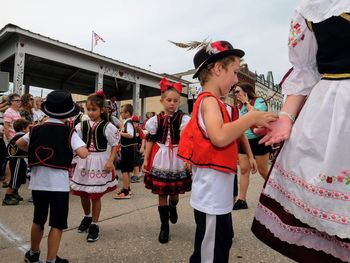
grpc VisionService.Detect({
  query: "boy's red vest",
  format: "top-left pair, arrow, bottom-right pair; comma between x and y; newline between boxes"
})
177,92 -> 238,173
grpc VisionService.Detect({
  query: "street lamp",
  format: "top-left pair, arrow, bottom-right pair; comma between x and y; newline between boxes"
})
188,85 -> 198,114
189,85 -> 197,101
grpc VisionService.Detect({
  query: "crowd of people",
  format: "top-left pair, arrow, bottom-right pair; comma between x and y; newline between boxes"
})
0,1 -> 349,262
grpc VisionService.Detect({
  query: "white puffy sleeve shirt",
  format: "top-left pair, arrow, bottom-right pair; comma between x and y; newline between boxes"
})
75,121 -> 119,147
145,114 -> 191,136
282,10 -> 322,96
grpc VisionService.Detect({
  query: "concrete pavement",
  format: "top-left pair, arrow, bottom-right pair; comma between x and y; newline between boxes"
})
0,171 -> 293,263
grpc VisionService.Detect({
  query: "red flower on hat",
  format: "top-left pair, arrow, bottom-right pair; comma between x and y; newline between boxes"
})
206,41 -> 228,54
159,77 -> 182,94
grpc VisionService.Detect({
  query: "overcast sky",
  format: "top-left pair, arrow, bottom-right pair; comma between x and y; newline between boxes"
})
2,0 -> 296,86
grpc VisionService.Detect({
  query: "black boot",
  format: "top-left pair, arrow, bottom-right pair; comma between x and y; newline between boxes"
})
169,200 -> 178,224
158,206 -> 169,243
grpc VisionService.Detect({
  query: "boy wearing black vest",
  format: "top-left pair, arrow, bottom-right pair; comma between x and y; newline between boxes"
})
2,118 -> 30,205
17,90 -> 88,263
114,104 -> 136,199
177,41 -> 277,262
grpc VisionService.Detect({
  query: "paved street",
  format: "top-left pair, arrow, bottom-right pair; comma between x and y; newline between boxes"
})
0,170 -> 294,263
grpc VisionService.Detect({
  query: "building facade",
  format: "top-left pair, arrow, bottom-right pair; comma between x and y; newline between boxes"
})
255,71 -> 283,114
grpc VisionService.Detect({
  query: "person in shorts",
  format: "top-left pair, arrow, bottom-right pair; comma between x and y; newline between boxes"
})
17,90 -> 88,263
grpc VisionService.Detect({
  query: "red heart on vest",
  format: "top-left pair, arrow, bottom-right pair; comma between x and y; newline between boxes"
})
34,146 -> 54,164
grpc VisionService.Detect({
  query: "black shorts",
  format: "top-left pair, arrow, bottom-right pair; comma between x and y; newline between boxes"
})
239,136 -> 271,156
32,190 -> 69,230
120,146 -> 135,173
8,158 -> 27,189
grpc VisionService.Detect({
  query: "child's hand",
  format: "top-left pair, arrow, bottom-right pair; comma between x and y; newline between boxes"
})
141,160 -> 148,173
251,111 -> 278,130
104,160 -> 114,173
259,116 -> 293,146
184,162 -> 192,172
248,158 -> 257,174
139,147 -> 145,154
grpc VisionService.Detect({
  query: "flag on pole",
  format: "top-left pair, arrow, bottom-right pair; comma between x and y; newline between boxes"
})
92,31 -> 105,50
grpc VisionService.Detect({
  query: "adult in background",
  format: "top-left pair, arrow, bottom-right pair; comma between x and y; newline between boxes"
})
2,93 -> 22,187
141,112 -> 155,130
19,93 -> 34,124
0,95 -> 8,182
3,93 -> 22,143
32,96 -> 46,124
107,104 -> 122,129
108,95 -> 119,118
0,95 -> 9,125
233,83 -> 271,210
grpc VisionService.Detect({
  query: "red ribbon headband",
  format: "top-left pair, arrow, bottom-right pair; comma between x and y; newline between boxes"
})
159,77 -> 182,94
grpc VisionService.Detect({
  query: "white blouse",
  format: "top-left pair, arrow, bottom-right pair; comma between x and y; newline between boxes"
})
145,114 -> 190,135
282,10 -> 322,96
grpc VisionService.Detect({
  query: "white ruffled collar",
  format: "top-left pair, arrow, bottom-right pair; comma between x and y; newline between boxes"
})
297,0 -> 350,22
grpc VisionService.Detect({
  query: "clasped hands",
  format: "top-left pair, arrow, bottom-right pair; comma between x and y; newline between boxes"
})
254,114 -> 293,146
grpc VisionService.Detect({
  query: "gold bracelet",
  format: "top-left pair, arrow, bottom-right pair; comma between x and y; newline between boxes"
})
279,111 -> 296,123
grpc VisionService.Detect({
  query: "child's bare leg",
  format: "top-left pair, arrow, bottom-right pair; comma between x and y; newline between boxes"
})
122,172 -> 130,190
4,162 -> 10,183
80,196 -> 91,215
30,223 -> 44,252
255,153 -> 270,180
46,227 -> 62,261
91,198 -> 101,223
238,154 -> 251,201
169,194 -> 179,203
159,194 -> 168,206
133,165 -> 140,178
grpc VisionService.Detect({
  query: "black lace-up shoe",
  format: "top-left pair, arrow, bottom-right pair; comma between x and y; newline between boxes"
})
87,224 -> 99,242
24,250 -> 40,263
78,216 -> 92,233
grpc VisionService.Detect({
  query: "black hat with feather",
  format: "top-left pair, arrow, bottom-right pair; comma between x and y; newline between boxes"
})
170,40 -> 245,79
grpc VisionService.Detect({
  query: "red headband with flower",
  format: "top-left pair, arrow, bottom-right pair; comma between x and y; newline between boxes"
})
159,77 -> 182,94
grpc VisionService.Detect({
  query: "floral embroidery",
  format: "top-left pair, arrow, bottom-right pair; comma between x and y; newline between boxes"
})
319,169 -> 350,185
267,179 -> 350,225
274,163 -> 350,201
257,203 -> 350,250
288,22 -> 305,48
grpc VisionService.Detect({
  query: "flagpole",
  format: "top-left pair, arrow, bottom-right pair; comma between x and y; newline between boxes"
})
91,30 -> 94,52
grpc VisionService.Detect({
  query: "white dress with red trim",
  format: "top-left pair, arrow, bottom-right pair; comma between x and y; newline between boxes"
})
252,5 -> 350,263
70,121 -> 119,200
144,113 -> 191,195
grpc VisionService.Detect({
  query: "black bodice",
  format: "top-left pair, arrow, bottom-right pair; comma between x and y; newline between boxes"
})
309,13 -> 350,77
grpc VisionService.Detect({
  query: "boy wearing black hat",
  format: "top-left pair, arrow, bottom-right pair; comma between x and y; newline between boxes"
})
177,41 -> 278,262
17,90 -> 88,263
